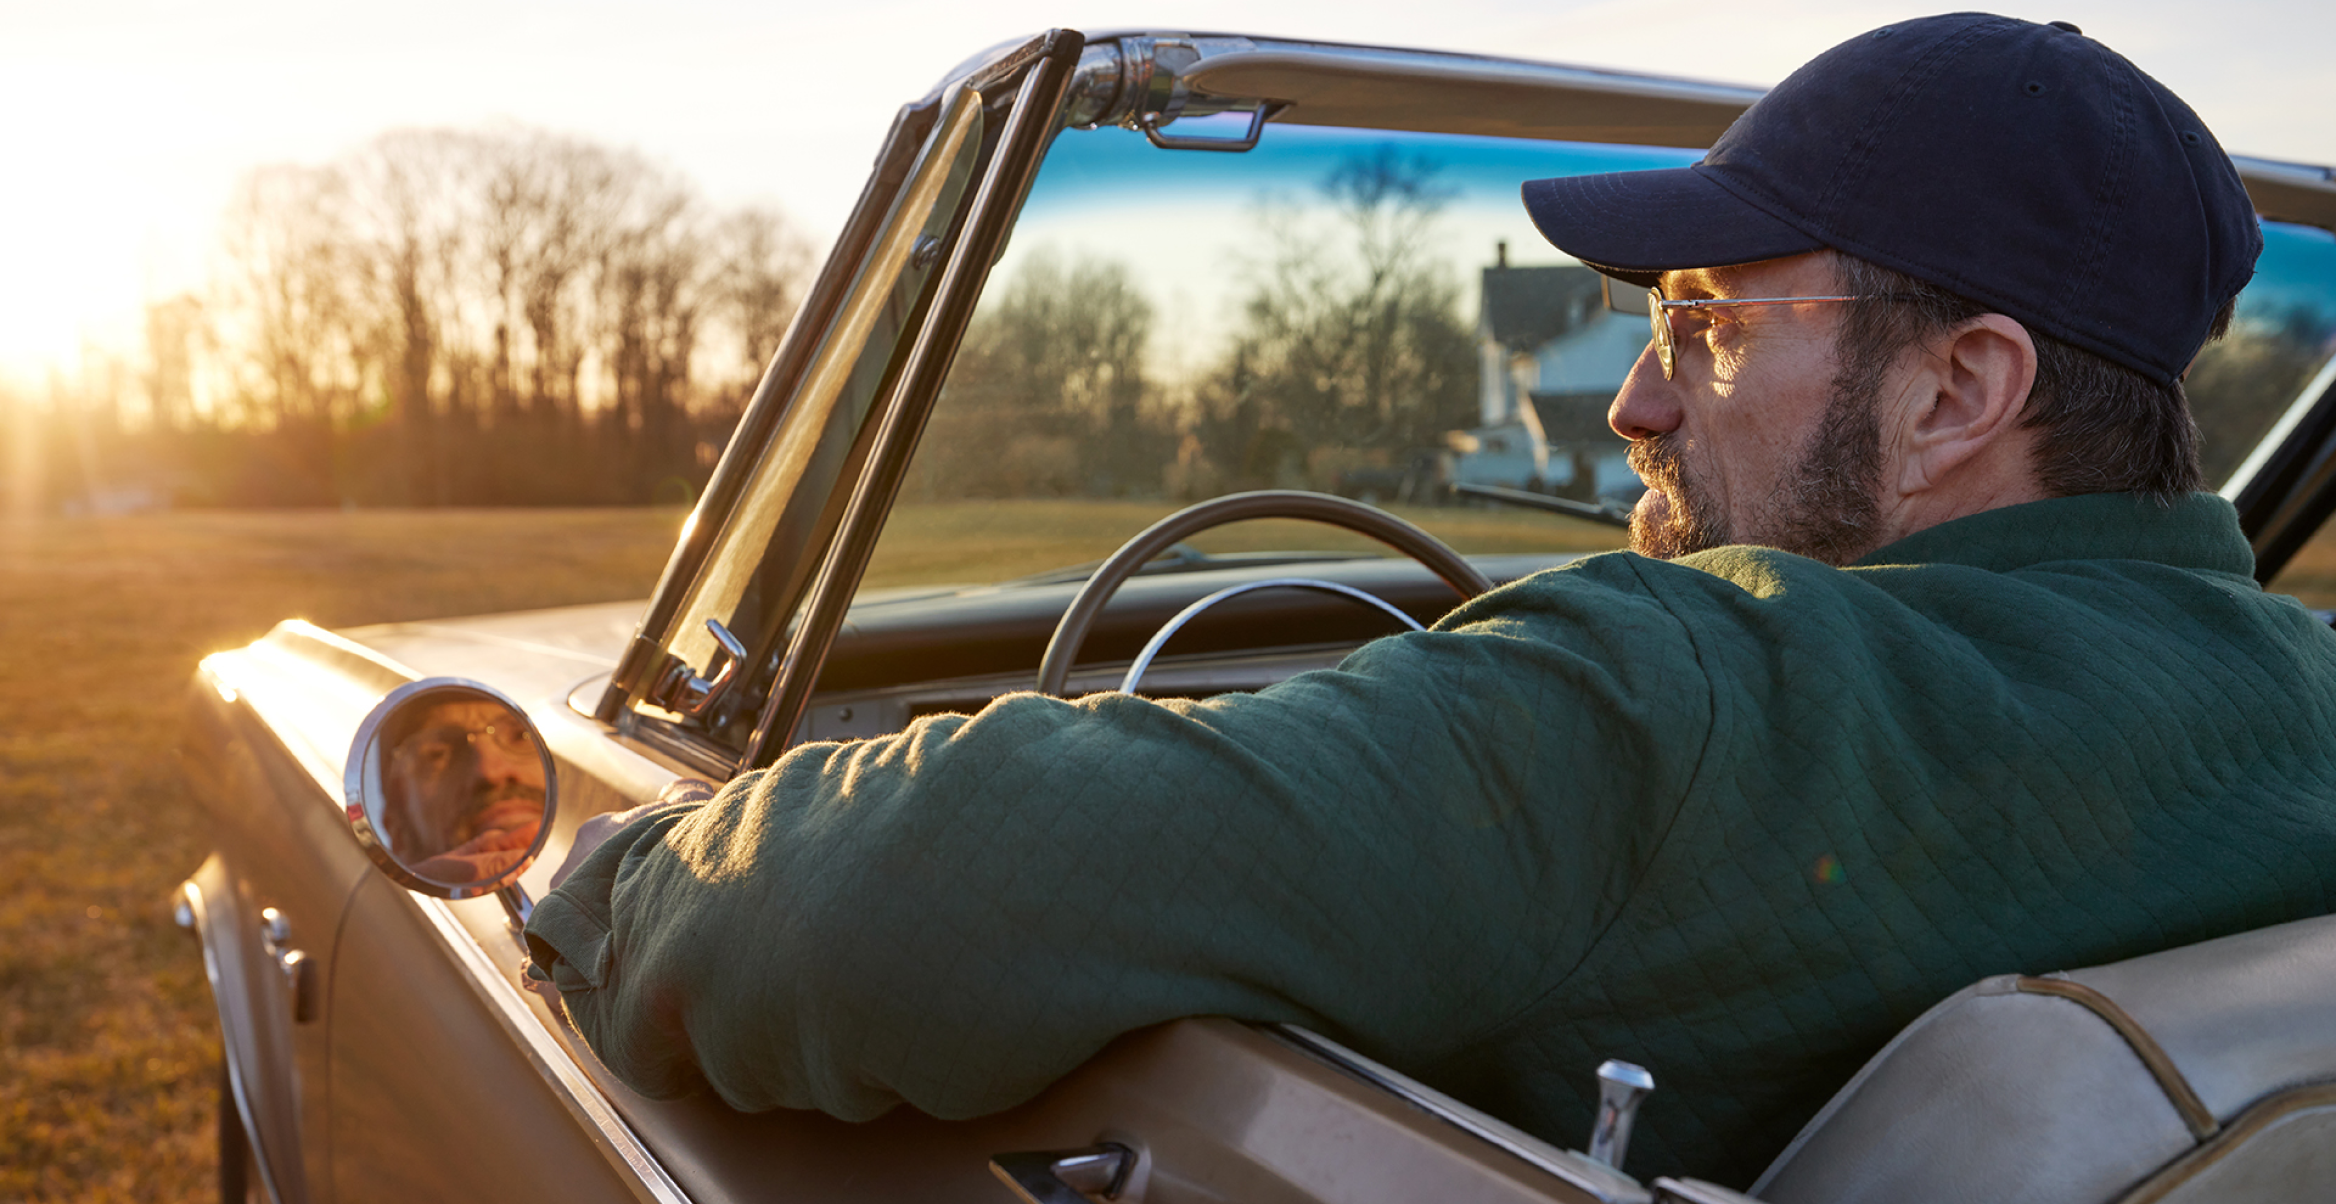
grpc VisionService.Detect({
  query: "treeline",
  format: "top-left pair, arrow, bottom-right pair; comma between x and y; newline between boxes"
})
915,145 -> 1479,505
9,125 -> 810,512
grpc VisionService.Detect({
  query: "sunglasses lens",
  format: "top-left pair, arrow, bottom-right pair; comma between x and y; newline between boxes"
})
1650,305 -> 1673,379
1601,277 -> 1653,316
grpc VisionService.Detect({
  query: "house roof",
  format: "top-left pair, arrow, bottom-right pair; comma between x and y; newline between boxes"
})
1479,264 -> 1605,351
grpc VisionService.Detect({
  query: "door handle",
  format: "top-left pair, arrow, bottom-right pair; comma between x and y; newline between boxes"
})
990,1142 -> 1135,1204
258,907 -> 318,1024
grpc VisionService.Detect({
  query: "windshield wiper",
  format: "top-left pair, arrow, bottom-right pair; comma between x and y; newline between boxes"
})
1452,482 -> 1632,528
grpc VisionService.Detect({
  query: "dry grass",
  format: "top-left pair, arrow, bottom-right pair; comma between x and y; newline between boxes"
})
860,498 -> 1627,589
0,509 -> 685,1202
2268,533 -> 2336,611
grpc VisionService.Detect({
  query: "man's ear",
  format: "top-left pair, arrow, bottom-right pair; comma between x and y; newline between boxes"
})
1892,313 -> 2037,496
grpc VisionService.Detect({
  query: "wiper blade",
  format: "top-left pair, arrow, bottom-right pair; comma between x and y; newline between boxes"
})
1453,483 -> 1632,529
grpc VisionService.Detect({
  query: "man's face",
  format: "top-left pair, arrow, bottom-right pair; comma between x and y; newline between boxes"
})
1607,252 -> 1888,565
385,699 -> 548,859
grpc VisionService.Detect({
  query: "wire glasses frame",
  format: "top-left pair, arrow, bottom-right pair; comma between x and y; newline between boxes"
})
1601,277 -> 1886,380
418,720 -> 533,757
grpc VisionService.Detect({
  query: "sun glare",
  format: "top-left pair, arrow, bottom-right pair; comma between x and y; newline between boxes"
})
0,59 -> 213,395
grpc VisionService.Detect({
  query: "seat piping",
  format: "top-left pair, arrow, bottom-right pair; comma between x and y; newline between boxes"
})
2015,975 -> 2219,1140
2114,1081 -> 2336,1204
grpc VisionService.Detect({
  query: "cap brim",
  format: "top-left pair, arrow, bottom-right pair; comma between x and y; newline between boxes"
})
1522,165 -> 1824,285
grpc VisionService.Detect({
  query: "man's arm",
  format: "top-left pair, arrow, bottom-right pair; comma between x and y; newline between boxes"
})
524,557 -> 1713,1121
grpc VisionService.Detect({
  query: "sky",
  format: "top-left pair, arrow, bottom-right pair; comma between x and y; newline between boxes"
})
4,0 -> 2331,394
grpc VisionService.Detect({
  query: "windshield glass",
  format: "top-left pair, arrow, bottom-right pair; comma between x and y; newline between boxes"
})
2197,219 -> 2336,488
2232,221 -> 2336,605
863,123 -> 1681,590
868,118 -> 2336,595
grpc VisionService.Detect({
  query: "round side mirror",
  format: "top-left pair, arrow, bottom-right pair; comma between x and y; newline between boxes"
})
345,678 -> 557,899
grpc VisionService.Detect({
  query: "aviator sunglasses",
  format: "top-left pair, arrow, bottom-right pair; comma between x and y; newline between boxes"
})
1601,277 -> 1889,379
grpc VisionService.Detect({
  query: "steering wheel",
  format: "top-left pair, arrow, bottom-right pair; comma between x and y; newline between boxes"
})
1036,490 -> 1494,696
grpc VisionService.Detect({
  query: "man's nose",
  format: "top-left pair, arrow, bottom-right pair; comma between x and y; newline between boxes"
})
1609,345 -> 1682,441
476,740 -> 534,782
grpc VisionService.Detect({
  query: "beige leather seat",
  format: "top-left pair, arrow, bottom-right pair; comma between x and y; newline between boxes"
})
1748,913 -> 2336,1204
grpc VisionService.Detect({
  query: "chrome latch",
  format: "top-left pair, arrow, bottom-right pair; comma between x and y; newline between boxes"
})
1586,1059 -> 1655,1170
258,907 -> 318,1024
645,619 -> 750,719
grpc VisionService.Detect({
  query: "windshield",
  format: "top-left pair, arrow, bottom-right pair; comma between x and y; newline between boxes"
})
863,123 -> 1680,590
866,117 -> 2336,596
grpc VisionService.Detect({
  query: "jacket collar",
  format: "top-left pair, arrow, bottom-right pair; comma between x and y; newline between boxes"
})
1849,493 -> 2257,578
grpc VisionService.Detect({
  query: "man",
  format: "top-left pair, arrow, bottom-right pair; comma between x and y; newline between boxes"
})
524,14 -> 2336,1187
381,697 -> 547,884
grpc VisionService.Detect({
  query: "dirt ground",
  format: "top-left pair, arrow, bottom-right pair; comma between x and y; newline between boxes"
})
4,502 -> 2330,1201
0,509 -> 685,1202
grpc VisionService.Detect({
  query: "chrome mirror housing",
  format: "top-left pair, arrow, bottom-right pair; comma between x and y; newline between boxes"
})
345,678 -> 557,907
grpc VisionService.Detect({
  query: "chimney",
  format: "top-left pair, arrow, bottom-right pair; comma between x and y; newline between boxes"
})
1496,239 -> 1509,269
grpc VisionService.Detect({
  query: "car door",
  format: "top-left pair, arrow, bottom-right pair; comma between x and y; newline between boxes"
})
186,625 -> 419,1204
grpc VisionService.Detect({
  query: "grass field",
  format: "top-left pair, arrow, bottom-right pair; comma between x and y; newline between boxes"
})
0,509 -> 686,1202
860,497 -> 1629,588
6,500 -> 2335,1200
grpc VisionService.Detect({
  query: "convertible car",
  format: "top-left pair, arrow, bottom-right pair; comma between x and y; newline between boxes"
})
178,28 -> 2336,1204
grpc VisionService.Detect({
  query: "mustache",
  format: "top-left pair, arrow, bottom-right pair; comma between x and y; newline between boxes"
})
1629,432 -> 1685,492
453,781 -> 546,846
473,779 -> 545,806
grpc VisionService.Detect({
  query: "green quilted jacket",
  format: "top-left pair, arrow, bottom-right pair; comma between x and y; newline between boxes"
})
527,493 -> 2336,1186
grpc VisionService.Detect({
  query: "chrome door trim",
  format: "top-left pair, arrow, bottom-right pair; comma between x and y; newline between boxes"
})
1269,1024 -> 1653,1204
412,893 -> 694,1204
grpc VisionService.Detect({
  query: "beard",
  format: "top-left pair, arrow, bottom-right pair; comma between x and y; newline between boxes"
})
1626,373 -> 1886,566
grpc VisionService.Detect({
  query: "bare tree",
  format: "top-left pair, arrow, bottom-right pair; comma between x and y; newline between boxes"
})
140,295 -> 205,433
708,206 -> 815,399
1191,145 -> 1476,489
217,162 -> 369,431
193,124 -> 811,506
921,248 -> 1164,498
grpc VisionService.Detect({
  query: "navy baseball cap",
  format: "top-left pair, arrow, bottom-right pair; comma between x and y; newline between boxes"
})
1522,13 -> 2262,385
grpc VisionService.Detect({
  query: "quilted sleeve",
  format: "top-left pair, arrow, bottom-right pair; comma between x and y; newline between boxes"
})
526,553 -> 1716,1120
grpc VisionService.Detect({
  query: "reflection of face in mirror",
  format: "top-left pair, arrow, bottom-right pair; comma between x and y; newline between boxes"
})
382,698 -> 546,884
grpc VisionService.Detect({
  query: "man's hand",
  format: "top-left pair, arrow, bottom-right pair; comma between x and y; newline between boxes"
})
523,777 -> 718,1009
543,777 -> 719,891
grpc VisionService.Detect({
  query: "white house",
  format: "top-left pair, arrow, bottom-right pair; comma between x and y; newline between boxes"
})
1463,248 -> 1642,500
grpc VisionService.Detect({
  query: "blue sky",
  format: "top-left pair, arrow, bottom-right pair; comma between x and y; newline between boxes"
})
5,0 -> 2331,390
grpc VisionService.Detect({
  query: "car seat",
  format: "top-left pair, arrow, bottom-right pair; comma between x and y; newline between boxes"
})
1741,912 -> 2336,1204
